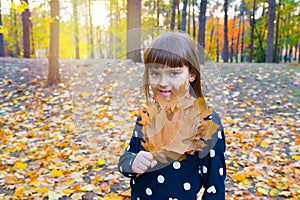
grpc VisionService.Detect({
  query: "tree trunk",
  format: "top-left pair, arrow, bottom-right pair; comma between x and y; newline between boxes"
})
0,3 -> 5,57
88,0 -> 94,58
230,7 -> 236,63
177,0 -> 181,30
21,0 -> 30,58
266,0 -> 275,63
293,43 -> 297,60
157,0 -> 160,27
192,0 -> 196,40
240,0 -> 245,62
73,0 -> 80,59
198,0 -> 207,49
236,6 -> 242,63
216,17 -> 219,62
223,0 -> 229,62
249,0 -> 256,62
170,0 -> 177,30
48,0 -> 60,85
181,0 -> 188,32
188,0 -> 191,34
126,0 -> 141,62
274,0 -> 281,63
298,42 -> 300,63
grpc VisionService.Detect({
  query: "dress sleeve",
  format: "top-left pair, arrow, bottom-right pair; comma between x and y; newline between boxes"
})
118,117 -> 145,177
199,111 -> 226,200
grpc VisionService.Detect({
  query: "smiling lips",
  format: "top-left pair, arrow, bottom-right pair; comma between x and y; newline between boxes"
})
158,89 -> 171,99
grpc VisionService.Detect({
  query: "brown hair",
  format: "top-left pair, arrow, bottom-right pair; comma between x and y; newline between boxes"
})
143,31 -> 203,100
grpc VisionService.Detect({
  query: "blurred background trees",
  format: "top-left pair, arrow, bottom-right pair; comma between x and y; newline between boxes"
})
0,0 -> 298,63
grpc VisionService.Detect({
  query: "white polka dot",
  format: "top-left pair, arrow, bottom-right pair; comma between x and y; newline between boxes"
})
210,149 -> 215,158
183,182 -> 191,191
137,198 -> 140,200
202,166 -> 207,173
134,131 -> 138,137
173,161 -> 181,169
219,167 -> 224,176
119,166 -> 123,172
157,175 -> 165,183
132,179 -> 135,184
126,145 -> 131,151
198,169 -> 202,175
209,115 -> 212,119
146,188 -> 152,195
218,131 -> 222,139
207,185 -> 216,193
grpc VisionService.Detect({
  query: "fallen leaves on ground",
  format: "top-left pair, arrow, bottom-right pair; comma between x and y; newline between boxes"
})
0,59 -> 299,199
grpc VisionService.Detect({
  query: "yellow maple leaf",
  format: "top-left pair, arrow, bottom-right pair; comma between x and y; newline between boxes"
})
12,162 -> 27,170
292,155 -> 300,161
51,169 -> 63,177
97,158 -> 106,165
37,187 -> 50,194
13,186 -> 26,197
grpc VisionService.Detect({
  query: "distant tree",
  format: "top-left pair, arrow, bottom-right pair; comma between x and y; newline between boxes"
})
170,0 -> 177,30
48,0 -> 60,85
192,0 -> 196,39
21,0 -> 31,58
181,0 -> 188,32
266,0 -> 275,63
240,0 -> 245,62
198,0 -> 207,49
72,0 -> 80,59
274,0 -> 281,63
0,2 -> 5,57
177,0 -> 181,30
223,0 -> 229,62
126,0 -> 141,62
88,0 -> 94,59
249,0 -> 256,62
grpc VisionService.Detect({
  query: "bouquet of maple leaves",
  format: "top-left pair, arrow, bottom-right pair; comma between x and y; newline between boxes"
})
138,83 -> 219,163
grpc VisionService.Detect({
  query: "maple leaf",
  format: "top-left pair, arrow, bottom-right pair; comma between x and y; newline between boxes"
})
139,83 -> 219,163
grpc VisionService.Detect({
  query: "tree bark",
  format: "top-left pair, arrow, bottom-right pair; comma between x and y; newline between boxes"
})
48,0 -> 60,85
73,0 -> 80,59
88,0 -> 94,58
177,0 -> 181,30
223,0 -> 229,62
230,7 -> 237,63
181,0 -> 188,32
266,0 -> 276,63
274,0 -> 281,63
198,0 -> 207,49
170,0 -> 177,30
21,0 -> 30,58
0,3 -> 5,57
249,0 -> 256,62
192,0 -> 196,40
126,0 -> 141,62
240,0 -> 245,62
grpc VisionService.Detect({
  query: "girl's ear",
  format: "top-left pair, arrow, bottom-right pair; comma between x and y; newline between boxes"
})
189,73 -> 196,82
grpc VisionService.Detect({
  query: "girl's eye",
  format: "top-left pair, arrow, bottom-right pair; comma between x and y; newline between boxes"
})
150,71 -> 160,78
170,71 -> 179,76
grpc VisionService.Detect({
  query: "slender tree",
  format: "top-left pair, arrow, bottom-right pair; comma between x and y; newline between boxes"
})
170,0 -> 177,30
236,6 -> 242,63
72,0 -> 80,59
88,0 -> 94,58
177,0 -> 181,30
249,0 -> 256,62
274,0 -> 281,63
126,0 -> 141,62
230,6 -> 237,63
198,0 -> 207,49
223,0 -> 229,62
266,0 -> 276,63
21,0 -> 30,58
240,0 -> 245,62
48,0 -> 60,85
192,0 -> 196,39
0,2 -> 5,57
181,0 -> 188,32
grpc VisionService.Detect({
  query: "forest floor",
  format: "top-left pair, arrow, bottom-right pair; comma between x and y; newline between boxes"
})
0,58 -> 299,200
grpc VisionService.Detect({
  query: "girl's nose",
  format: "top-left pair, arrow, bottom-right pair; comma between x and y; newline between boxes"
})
159,74 -> 169,87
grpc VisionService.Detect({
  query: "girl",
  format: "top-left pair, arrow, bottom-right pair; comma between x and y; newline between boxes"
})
118,31 -> 226,200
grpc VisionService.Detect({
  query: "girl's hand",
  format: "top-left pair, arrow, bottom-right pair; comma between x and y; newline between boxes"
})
132,151 -> 157,174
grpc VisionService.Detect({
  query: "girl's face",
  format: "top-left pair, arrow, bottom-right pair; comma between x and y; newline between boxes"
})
148,65 -> 196,100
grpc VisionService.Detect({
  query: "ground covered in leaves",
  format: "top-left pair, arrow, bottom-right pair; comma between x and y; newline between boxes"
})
0,58 -> 299,199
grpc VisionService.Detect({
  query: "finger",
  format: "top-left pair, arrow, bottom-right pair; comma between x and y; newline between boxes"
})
132,166 -> 145,174
150,160 -> 157,168
141,151 -> 154,161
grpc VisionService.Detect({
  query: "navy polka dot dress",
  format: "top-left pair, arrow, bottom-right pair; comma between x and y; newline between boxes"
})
118,110 -> 226,200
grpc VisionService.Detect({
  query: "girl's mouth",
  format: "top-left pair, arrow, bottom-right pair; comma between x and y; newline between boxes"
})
158,89 -> 171,99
